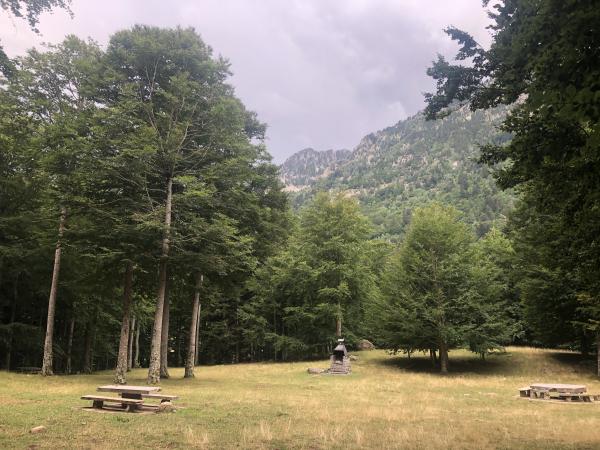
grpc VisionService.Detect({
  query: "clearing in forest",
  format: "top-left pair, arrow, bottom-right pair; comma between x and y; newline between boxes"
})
1,347 -> 600,450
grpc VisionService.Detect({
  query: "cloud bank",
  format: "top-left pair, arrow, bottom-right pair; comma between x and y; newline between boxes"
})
1,0 -> 492,162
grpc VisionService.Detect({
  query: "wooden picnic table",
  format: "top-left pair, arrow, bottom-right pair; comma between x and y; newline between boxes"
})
97,384 -> 161,400
530,383 -> 586,394
525,383 -> 588,401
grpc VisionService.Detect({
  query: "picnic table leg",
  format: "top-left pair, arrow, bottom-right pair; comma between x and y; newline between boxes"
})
92,400 -> 104,409
121,392 -> 142,411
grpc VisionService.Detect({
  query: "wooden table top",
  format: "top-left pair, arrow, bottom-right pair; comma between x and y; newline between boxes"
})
530,383 -> 586,393
97,385 -> 161,394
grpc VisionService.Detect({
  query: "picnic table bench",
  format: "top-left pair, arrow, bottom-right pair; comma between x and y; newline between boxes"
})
81,395 -> 142,412
142,393 -> 179,403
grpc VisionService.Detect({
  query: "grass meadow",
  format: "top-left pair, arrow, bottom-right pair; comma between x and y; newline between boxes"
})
1,347 -> 600,449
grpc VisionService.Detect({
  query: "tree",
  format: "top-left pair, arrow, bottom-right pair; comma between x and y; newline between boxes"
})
1,0 -> 71,31
379,204 -> 474,373
104,26 -> 234,384
467,228 -> 520,358
250,192 -> 376,360
425,1 -> 600,369
6,37 -> 102,375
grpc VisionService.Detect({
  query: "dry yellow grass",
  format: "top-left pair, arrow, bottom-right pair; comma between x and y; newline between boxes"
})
1,347 -> 600,449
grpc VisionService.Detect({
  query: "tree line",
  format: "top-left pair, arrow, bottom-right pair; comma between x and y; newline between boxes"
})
0,26 -> 289,383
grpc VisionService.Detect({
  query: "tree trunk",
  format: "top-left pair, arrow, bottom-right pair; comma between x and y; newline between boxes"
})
335,303 -> 342,338
41,206 -> 66,376
128,315 -> 135,371
195,301 -> 202,366
83,316 -> 96,374
185,273 -> 203,378
66,317 -> 75,374
114,261 -> 134,384
596,332 -> 600,378
439,340 -> 449,374
134,322 -> 140,368
581,332 -> 590,357
176,317 -> 183,367
429,348 -> 436,367
160,281 -> 170,379
5,277 -> 18,371
147,176 -> 173,384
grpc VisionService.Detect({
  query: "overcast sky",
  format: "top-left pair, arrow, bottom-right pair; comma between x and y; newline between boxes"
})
1,0 -> 492,162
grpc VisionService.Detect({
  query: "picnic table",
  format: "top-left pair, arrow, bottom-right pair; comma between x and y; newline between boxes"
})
530,383 -> 586,395
82,385 -> 179,412
519,383 -> 597,402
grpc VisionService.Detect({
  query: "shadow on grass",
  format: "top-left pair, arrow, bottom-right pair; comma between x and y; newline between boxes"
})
376,353 -> 513,376
376,348 -> 597,377
548,351 -> 596,374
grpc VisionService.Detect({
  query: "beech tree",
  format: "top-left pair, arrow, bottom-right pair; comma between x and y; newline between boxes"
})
250,193 -> 376,360
380,204 -> 473,373
7,37 -> 102,376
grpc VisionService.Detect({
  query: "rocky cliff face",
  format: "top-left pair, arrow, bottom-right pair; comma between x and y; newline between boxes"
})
280,105 -> 513,238
279,148 -> 351,192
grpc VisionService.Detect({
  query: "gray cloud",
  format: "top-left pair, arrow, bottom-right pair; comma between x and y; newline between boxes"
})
1,0 -> 491,162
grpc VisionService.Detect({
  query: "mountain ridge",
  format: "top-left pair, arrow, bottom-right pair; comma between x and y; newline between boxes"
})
280,105 -> 514,239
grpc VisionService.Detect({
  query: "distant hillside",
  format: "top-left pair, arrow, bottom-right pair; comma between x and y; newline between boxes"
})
281,106 -> 514,239
280,148 -> 351,192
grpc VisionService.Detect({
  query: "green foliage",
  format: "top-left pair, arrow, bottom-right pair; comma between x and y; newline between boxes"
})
374,204 -> 518,370
0,0 -> 71,32
467,228 -> 521,355
425,1 -> 600,353
0,27 -> 289,371
248,193 -> 378,360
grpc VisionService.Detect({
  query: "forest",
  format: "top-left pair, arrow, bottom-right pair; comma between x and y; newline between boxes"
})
1,0 -> 600,389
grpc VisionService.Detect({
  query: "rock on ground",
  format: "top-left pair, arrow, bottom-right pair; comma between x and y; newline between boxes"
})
30,426 -> 46,434
156,401 -> 176,413
357,339 -> 375,350
307,368 -> 325,374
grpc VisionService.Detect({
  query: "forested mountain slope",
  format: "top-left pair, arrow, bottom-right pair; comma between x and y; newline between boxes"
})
282,106 -> 514,239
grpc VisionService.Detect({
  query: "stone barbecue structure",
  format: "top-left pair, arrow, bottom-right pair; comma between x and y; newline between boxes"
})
329,339 -> 351,374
